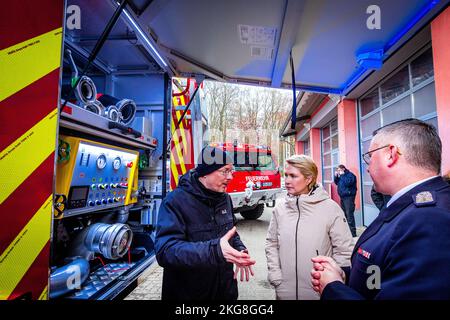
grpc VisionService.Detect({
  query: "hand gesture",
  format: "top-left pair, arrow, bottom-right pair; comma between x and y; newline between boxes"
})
220,227 -> 256,266
233,250 -> 255,281
310,256 -> 345,294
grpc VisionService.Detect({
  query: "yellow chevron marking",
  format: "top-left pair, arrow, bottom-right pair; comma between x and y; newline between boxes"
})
176,110 -> 189,158
170,152 -> 180,187
0,28 -> 63,102
0,195 -> 52,300
0,109 -> 58,205
38,286 -> 48,300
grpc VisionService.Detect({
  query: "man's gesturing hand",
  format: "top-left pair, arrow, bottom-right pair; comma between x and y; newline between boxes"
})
220,227 -> 256,266
234,250 -> 255,281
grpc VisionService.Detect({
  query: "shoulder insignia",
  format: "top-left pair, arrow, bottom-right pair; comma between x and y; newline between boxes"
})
413,191 -> 436,207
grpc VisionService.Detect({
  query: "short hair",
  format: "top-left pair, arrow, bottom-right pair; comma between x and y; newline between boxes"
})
337,164 -> 346,170
372,118 -> 441,173
285,154 -> 318,190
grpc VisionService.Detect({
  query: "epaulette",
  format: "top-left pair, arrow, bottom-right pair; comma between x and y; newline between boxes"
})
412,191 -> 436,207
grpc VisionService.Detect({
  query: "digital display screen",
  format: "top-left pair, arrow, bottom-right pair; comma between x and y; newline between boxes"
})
69,186 -> 89,201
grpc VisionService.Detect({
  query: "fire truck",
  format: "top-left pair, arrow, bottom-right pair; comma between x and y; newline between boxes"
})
212,142 -> 281,220
1,0 -> 280,299
170,80 -> 281,220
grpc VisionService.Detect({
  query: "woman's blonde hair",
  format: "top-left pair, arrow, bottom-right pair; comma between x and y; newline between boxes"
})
285,154 -> 318,190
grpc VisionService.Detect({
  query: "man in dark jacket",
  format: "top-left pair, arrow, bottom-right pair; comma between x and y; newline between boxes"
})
333,165 -> 357,237
155,146 -> 255,300
370,184 -> 391,211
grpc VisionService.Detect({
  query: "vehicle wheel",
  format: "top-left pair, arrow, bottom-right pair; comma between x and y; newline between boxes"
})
240,204 -> 265,220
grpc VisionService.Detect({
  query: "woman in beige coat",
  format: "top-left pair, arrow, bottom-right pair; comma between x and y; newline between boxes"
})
265,154 -> 354,300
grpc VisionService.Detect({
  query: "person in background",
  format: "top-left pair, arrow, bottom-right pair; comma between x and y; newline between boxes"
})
155,146 -> 255,300
370,184 -> 391,211
443,171 -> 450,184
311,118 -> 450,299
265,154 -> 353,300
334,164 -> 357,237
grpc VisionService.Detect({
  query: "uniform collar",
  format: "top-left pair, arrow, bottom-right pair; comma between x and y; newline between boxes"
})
386,175 -> 439,208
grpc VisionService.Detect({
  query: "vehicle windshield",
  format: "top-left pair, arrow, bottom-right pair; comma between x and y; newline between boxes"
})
233,151 -> 275,171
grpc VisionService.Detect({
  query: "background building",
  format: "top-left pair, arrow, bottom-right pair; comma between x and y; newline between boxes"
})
281,6 -> 450,226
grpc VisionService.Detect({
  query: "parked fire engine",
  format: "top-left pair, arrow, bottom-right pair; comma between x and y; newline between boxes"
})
170,80 -> 281,220
212,142 -> 281,220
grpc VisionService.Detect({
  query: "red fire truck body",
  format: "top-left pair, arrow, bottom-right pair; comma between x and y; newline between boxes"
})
212,142 -> 281,220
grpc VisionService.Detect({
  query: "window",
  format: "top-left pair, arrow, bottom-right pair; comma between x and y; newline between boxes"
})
361,113 -> 381,138
256,153 -> 275,170
234,151 -> 254,171
380,66 -> 409,104
358,46 -> 437,226
381,96 -> 412,126
321,119 -> 339,192
233,151 -> 275,171
360,89 -> 379,117
411,48 -> 434,87
304,138 -> 310,156
414,82 -> 437,118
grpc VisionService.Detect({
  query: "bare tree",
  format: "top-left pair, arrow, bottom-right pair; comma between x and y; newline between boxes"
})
203,81 -> 293,165
203,80 -> 240,142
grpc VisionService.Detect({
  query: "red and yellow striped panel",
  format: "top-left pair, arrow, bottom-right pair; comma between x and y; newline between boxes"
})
170,110 -> 191,190
169,79 -> 196,190
0,0 -> 63,300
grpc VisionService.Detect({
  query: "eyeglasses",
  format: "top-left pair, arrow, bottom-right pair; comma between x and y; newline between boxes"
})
362,145 -> 390,165
217,168 -> 235,176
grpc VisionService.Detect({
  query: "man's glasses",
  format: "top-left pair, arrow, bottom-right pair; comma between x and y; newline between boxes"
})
217,168 -> 235,176
362,145 -> 390,165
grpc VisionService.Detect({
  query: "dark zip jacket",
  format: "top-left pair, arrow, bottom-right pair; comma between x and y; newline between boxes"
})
155,170 -> 246,300
334,169 -> 357,198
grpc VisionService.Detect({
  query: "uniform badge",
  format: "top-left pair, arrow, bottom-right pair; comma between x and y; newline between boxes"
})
413,191 -> 436,207
357,247 -> 371,259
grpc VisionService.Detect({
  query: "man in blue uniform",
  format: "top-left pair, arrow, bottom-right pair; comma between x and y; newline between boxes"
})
155,146 -> 255,300
311,118 -> 450,299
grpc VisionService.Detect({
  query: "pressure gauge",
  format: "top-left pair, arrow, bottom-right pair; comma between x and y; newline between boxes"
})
96,154 -> 107,170
113,157 -> 121,170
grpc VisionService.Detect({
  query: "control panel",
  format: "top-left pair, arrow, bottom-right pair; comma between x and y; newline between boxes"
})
56,136 -> 139,217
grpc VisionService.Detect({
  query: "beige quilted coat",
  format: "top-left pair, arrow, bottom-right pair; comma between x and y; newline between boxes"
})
265,185 -> 354,300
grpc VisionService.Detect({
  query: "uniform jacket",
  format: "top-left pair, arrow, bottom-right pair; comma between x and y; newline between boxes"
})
322,176 -> 450,300
265,185 -> 354,300
155,170 -> 246,300
334,170 -> 357,198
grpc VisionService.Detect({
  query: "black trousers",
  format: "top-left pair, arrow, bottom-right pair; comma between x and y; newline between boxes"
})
340,196 -> 356,237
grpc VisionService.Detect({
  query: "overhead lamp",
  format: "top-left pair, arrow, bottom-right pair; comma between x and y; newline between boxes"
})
356,49 -> 384,70
116,2 -> 168,68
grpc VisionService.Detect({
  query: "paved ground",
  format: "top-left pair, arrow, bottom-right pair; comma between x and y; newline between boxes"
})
234,207 -> 276,300
125,206 -> 276,300
125,196 -> 364,300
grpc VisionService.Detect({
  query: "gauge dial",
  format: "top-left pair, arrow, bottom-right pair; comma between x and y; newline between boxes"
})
96,154 -> 107,170
113,157 -> 121,170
